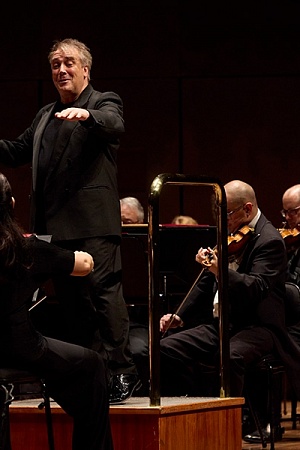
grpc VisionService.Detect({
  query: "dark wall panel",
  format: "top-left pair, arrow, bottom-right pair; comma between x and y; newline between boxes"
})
96,77 -> 181,222
0,81 -> 39,229
182,76 -> 300,226
1,0 -> 300,227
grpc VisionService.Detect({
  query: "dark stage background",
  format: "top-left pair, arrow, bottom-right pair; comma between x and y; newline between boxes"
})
1,0 -> 300,229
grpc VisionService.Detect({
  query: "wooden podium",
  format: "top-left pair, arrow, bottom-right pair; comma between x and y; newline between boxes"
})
10,396 -> 244,450
110,397 -> 244,450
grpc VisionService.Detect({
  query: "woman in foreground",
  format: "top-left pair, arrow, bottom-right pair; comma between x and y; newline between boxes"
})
0,172 -> 113,450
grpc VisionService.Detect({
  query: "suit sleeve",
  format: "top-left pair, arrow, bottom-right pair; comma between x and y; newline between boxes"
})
30,238 -> 75,275
85,91 -> 125,137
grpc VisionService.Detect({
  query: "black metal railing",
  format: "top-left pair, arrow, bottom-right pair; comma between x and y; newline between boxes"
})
147,173 -> 229,406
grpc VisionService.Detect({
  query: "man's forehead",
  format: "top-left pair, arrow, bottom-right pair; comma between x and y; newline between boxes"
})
51,49 -> 79,62
225,194 -> 234,206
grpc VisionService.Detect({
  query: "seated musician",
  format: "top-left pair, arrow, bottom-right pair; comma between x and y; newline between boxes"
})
160,180 -> 300,442
281,184 -> 300,286
0,173 -> 113,450
171,215 -> 198,225
120,196 -> 145,224
281,185 -> 300,351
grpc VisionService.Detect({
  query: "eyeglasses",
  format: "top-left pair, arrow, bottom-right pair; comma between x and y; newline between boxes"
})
227,204 -> 244,218
280,205 -> 300,218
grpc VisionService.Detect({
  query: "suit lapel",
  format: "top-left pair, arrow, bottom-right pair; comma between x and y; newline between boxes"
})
236,218 -> 263,272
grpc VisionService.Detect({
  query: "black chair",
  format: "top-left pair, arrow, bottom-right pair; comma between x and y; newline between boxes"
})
284,281 -> 300,430
252,356 -> 286,450
0,368 -> 55,450
291,391 -> 300,429
282,377 -> 300,430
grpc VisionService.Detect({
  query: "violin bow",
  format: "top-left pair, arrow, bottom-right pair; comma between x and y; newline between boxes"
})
28,295 -> 47,311
161,265 -> 208,338
161,226 -> 254,339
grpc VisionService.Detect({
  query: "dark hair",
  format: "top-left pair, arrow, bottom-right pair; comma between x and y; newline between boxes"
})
0,173 -> 30,277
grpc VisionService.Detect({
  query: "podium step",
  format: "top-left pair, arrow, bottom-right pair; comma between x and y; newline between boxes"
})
10,396 -> 244,450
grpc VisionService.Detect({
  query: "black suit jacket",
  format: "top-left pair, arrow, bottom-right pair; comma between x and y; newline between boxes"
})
0,85 -> 125,241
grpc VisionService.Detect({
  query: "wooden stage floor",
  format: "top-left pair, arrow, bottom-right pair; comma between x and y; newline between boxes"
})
10,396 -> 244,450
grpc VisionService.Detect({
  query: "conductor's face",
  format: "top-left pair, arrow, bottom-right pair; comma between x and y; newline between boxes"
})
50,46 -> 89,103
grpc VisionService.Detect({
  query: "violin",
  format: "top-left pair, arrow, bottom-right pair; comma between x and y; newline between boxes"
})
202,225 -> 254,267
227,225 -> 254,257
278,227 -> 300,253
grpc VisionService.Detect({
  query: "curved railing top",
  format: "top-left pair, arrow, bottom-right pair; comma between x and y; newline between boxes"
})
149,172 -> 225,204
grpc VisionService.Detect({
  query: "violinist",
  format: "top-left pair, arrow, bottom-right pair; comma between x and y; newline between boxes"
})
159,180 -> 300,443
281,184 -> 300,286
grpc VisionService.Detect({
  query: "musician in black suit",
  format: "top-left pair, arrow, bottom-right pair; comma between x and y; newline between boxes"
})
160,180 -> 300,437
282,184 -> 300,287
0,38 -> 139,403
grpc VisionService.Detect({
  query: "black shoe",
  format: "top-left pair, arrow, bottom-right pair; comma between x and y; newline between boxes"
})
109,374 -> 142,404
242,408 -> 255,437
243,424 -> 284,443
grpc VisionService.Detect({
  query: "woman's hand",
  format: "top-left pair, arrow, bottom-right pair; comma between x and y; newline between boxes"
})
72,251 -> 94,276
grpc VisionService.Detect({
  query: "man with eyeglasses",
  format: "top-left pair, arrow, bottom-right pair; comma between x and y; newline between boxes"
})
282,184 -> 300,229
159,180 -> 300,444
281,184 -> 300,350
281,185 -> 300,286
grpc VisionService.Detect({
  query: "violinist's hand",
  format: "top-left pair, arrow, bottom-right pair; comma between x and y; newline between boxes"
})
195,247 -> 218,276
160,314 -> 183,333
55,107 -> 90,121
